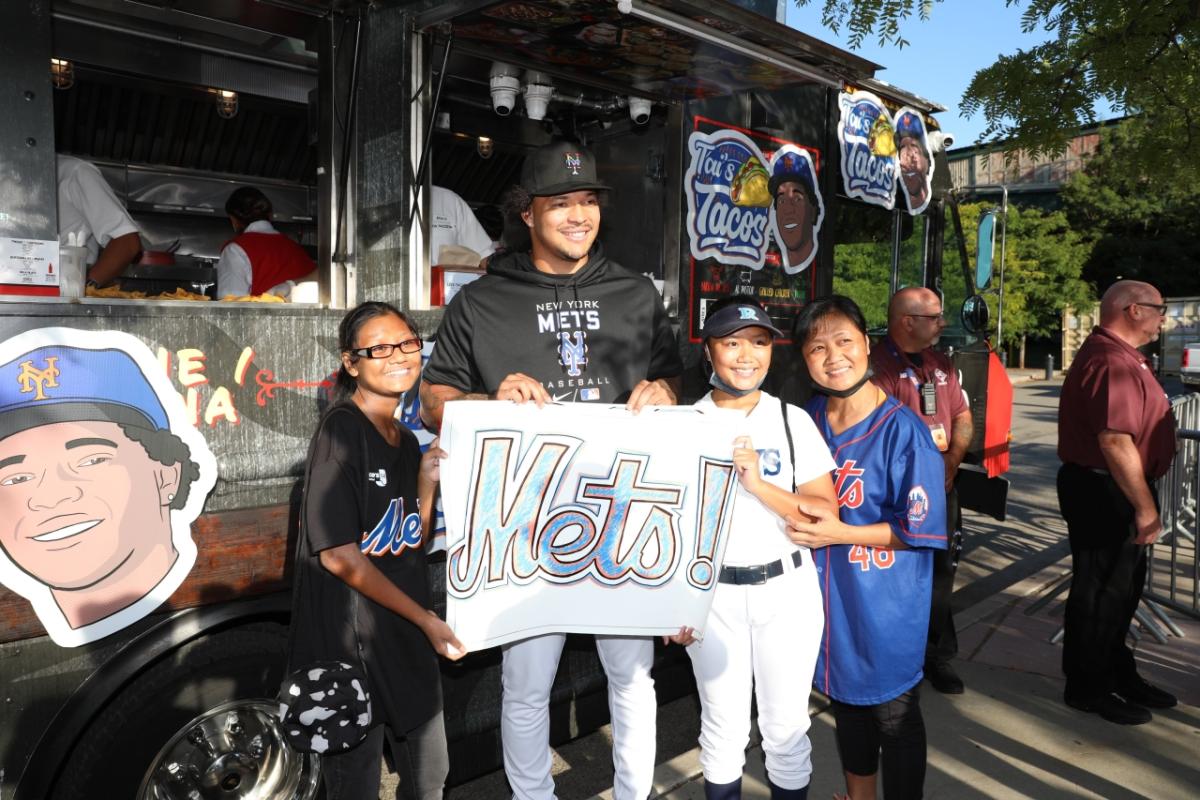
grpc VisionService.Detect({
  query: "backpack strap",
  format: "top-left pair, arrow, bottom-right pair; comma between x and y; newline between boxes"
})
780,394 -> 796,493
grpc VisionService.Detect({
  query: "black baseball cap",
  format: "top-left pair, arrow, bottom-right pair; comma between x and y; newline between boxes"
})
700,302 -> 784,339
521,141 -> 610,197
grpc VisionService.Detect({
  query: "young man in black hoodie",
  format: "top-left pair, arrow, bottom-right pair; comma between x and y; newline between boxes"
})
420,141 -> 682,800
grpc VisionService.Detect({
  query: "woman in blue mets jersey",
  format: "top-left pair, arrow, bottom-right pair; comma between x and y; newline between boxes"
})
289,301 -> 466,799
670,296 -> 838,800
789,295 -> 947,800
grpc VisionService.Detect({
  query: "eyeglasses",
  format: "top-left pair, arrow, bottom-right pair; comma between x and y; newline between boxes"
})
1125,302 -> 1167,316
349,338 -> 422,359
907,313 -> 945,321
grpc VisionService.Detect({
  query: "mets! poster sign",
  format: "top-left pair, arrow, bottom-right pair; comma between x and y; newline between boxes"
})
439,402 -> 741,649
684,126 -> 824,275
838,90 -> 935,215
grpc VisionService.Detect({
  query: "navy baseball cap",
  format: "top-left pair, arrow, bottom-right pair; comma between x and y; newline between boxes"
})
701,302 -> 784,339
0,345 -> 169,440
521,141 -> 610,197
769,150 -> 819,200
894,111 -> 926,143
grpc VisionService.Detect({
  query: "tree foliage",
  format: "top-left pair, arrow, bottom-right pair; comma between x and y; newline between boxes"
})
1061,122 -> 1200,296
795,0 -> 1200,182
831,201 -> 1092,348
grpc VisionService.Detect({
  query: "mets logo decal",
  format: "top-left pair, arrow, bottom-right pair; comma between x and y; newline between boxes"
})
17,357 -> 60,401
907,484 -> 929,527
833,459 -> 865,509
564,152 -> 583,175
558,331 -> 588,377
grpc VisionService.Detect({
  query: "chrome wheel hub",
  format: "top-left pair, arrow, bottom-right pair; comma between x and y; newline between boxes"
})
139,700 -> 320,799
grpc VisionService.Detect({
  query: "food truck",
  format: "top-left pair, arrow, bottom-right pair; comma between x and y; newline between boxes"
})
0,1 -> 1010,797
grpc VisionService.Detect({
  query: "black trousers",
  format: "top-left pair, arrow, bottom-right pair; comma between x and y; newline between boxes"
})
1056,463 -> 1151,699
321,712 -> 449,800
925,487 -> 961,666
832,688 -> 926,800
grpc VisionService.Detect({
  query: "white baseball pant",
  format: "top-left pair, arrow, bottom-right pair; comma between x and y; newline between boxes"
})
686,560 -> 824,789
501,633 -> 656,800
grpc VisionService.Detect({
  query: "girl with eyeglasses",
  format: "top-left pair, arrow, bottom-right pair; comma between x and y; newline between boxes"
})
289,301 -> 465,799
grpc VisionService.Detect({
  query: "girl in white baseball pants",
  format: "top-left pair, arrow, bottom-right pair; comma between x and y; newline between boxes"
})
671,297 -> 837,800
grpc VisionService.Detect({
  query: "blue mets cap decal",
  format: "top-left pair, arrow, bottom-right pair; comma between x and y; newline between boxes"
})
0,345 -> 169,437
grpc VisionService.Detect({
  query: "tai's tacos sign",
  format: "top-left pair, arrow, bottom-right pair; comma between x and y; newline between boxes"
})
838,90 -> 935,215
684,128 -> 824,274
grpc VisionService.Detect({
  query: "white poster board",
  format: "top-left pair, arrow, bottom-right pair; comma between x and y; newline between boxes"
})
440,401 -> 741,650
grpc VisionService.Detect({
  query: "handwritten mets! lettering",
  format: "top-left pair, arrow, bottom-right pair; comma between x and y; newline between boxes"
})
447,432 -> 737,596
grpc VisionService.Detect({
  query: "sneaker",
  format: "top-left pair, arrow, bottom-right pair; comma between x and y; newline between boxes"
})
925,661 -> 965,694
1118,676 -> 1177,709
1064,691 -> 1152,725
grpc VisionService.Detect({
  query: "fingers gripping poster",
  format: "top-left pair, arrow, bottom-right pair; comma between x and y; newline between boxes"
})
440,402 -> 740,650
0,328 -> 217,647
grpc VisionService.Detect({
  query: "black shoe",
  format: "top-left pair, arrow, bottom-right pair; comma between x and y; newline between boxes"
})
1064,691 -> 1152,725
926,661 -> 965,694
1118,676 -> 1178,709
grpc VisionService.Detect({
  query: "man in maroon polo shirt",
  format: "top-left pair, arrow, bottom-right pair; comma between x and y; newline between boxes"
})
1058,279 -> 1177,725
871,287 -> 974,695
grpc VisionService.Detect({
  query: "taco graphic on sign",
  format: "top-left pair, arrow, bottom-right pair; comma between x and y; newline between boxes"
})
0,328 -> 217,647
730,157 -> 772,207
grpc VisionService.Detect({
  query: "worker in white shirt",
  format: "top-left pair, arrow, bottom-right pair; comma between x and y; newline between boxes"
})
430,186 -> 495,265
56,155 -> 143,287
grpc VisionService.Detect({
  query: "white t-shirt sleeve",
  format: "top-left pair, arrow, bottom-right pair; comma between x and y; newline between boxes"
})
217,243 -> 253,297
67,161 -> 140,247
786,402 -> 837,485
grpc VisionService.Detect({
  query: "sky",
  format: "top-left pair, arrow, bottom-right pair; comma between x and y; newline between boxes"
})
783,0 -> 1051,147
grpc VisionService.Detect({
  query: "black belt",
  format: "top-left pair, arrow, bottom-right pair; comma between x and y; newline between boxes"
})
718,551 -> 803,586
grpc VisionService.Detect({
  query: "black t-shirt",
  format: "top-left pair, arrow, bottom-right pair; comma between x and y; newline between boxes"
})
289,402 -> 440,733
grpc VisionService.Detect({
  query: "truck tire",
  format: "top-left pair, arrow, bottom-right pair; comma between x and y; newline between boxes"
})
51,623 -> 320,800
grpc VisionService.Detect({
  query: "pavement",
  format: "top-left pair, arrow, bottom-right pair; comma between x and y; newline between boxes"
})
432,376 -> 1200,800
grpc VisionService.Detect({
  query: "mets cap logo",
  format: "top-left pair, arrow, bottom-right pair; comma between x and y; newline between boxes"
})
564,152 -> 583,175
906,484 -> 930,527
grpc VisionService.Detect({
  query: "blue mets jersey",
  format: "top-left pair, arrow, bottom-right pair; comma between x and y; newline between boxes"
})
805,394 -> 948,705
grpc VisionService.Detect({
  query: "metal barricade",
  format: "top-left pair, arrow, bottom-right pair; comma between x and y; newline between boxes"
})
1148,392 -> 1200,622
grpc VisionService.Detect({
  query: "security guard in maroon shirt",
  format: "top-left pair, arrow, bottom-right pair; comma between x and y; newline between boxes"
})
871,287 -> 973,695
1057,280 -> 1176,725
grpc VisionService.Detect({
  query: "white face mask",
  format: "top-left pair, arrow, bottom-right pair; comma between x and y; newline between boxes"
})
704,345 -> 766,398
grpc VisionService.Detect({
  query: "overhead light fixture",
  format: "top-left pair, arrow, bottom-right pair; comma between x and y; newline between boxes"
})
215,89 -> 238,119
50,58 -> 74,90
617,0 -> 841,89
489,62 -> 521,116
477,136 -> 494,159
523,70 -> 554,121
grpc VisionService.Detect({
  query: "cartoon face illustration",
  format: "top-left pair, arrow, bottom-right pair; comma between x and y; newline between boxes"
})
894,109 -> 933,214
768,145 -> 825,274
774,181 -> 818,265
0,330 -> 216,647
